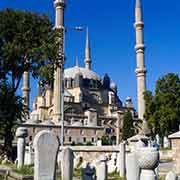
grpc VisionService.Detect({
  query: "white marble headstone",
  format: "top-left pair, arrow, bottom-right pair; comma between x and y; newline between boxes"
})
33,130 -> 59,180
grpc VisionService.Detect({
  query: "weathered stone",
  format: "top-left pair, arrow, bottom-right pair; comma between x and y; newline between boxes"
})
165,171 -> 178,180
119,142 -> 126,177
126,152 -> 139,180
96,155 -> 108,180
33,130 -> 59,180
16,127 -> 28,168
61,148 -> 74,180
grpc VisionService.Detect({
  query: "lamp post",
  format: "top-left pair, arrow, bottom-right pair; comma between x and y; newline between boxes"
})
60,26 -> 84,147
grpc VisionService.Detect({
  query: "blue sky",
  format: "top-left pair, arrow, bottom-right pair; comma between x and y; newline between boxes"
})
0,0 -> 180,110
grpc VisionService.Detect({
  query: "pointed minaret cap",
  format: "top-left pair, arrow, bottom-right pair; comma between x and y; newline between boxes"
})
85,27 -> 91,70
136,0 -> 141,8
75,56 -> 79,67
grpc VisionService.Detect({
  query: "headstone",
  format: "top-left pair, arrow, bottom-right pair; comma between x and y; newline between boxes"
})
96,155 -> 108,180
165,171 -> 178,180
107,153 -> 117,173
155,134 -> 160,146
126,152 -> 139,180
81,162 -> 95,180
16,127 -> 28,168
25,141 -> 34,165
61,148 -> 74,180
97,140 -> 102,146
163,136 -> 170,149
33,130 -> 59,180
119,142 -> 126,177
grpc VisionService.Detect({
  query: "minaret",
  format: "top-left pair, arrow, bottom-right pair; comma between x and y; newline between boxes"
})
85,28 -> 91,70
22,71 -> 30,115
134,0 -> 147,121
53,0 -> 65,123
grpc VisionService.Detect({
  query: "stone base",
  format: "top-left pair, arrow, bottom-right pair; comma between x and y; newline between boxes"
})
140,169 -> 157,180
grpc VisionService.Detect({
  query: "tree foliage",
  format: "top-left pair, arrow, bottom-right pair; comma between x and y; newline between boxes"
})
0,81 -> 26,157
0,9 -> 60,157
144,73 -> 180,137
0,8 -> 59,90
122,110 -> 135,140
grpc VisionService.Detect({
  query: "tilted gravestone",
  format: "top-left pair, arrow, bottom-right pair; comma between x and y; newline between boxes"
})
33,130 -> 59,180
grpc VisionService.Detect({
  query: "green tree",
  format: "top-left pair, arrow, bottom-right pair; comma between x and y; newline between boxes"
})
0,9 -> 59,91
0,9 -> 60,157
0,81 -> 26,158
144,73 -> 180,138
122,111 -> 135,140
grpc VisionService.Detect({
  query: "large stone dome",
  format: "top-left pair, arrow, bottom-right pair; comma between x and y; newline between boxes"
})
64,66 -> 100,81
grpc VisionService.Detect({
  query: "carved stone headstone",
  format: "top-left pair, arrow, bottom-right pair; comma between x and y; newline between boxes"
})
61,148 -> 74,180
33,130 -> 59,180
96,155 -> 108,180
166,171 -> 178,180
136,147 -> 159,180
16,127 -> 28,168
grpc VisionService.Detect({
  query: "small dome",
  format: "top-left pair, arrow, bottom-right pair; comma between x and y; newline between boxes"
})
25,119 -> 41,124
110,82 -> 117,89
57,121 -> 69,126
72,121 -> 83,127
126,96 -> 132,101
41,120 -> 55,125
64,66 -> 100,81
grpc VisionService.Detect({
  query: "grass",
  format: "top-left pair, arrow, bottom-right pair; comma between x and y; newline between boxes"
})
0,175 -> 5,180
108,171 -> 124,180
13,165 -> 34,175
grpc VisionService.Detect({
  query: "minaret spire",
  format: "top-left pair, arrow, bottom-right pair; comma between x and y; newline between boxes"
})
85,27 -> 91,70
134,0 -> 148,133
75,56 -> 79,67
53,0 -> 66,123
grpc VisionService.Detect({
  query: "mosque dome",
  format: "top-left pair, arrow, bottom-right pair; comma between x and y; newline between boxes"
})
72,121 -> 83,127
64,66 -> 100,81
41,120 -> 55,125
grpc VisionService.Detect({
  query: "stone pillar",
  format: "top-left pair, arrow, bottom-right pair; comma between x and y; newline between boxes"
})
53,0 -> 66,123
119,142 -> 126,177
116,111 -> 123,145
16,127 -> 28,168
22,71 -> 30,117
96,155 -> 108,180
61,148 -> 74,180
134,0 -> 147,132
33,130 -> 59,180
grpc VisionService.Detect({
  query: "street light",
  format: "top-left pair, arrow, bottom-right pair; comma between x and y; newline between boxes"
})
60,26 -> 85,147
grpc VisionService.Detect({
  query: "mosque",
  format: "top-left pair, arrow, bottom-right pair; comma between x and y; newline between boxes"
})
22,0 -> 147,145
